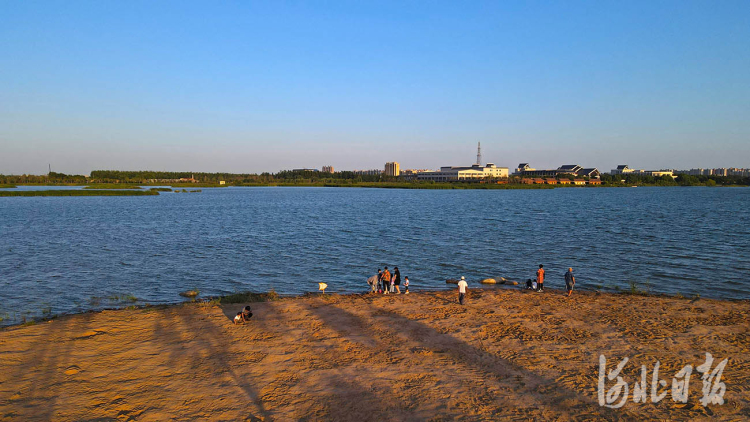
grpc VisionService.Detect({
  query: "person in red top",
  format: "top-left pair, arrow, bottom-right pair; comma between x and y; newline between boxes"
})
536,264 -> 545,292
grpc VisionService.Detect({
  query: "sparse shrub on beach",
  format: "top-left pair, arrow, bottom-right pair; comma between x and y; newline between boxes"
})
219,289 -> 280,304
625,281 -> 649,296
108,294 -> 138,302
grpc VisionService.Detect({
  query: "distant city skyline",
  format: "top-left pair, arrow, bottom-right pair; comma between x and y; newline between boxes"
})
2,1 -> 749,175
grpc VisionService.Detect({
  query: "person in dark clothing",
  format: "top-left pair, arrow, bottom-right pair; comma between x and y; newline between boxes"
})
525,278 -> 534,290
242,305 -> 253,321
564,268 -> 576,296
377,268 -> 383,293
393,266 -> 402,294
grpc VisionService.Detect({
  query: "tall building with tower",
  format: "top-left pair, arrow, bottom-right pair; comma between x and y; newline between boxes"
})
476,142 -> 482,165
385,162 -> 400,176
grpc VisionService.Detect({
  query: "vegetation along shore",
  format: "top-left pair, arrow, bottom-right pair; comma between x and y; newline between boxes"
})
0,189 -> 160,197
2,169 -> 748,189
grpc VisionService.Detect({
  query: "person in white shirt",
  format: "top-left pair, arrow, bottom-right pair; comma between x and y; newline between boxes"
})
457,276 -> 468,305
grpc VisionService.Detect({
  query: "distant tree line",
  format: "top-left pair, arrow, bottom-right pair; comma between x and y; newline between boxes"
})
599,173 -> 750,186
1,170 -> 747,187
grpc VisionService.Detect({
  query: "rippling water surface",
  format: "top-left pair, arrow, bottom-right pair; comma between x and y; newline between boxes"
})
1,186 -> 748,324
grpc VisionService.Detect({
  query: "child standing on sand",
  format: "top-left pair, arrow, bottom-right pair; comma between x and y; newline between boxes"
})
404,276 -> 410,294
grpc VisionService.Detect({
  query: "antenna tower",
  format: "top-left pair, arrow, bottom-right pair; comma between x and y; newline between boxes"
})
476,142 -> 482,166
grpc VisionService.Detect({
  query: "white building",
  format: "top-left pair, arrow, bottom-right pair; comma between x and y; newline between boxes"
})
611,165 -> 673,178
417,163 -> 509,182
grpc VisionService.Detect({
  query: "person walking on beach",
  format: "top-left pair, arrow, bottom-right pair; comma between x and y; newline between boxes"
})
382,266 -> 392,294
393,266 -> 402,294
368,270 -> 381,294
564,268 -> 576,296
457,276 -> 468,305
536,264 -> 545,292
404,276 -> 410,294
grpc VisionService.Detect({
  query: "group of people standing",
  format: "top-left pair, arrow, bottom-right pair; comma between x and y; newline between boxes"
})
367,266 -> 409,294
525,264 -> 576,296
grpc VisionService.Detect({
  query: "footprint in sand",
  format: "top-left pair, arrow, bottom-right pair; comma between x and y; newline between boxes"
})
64,365 -> 81,376
72,329 -> 107,340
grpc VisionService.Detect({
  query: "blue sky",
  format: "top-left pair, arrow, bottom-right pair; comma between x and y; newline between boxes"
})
1,1 -> 748,174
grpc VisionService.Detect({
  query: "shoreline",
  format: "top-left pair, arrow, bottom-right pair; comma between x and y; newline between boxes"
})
3,286 -> 747,330
1,288 -> 748,420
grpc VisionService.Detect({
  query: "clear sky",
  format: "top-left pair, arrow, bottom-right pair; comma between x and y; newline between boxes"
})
1,1 -> 748,175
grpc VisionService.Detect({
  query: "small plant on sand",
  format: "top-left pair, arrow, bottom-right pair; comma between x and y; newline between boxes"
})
109,293 -> 138,302
675,292 -> 684,299
625,281 -> 649,296
220,289 -> 280,304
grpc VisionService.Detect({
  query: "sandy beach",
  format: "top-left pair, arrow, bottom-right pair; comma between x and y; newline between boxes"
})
1,288 -> 748,421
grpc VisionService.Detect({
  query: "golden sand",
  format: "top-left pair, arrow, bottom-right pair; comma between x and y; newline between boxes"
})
0,289 -> 748,420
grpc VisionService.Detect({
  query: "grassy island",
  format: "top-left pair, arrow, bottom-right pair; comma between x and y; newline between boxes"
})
83,184 -> 142,189
0,189 -> 160,197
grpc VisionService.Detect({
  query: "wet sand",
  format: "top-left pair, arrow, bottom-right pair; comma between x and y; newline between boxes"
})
1,289 -> 748,421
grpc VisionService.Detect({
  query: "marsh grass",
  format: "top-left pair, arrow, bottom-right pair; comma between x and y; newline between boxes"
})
149,187 -> 173,192
0,190 -> 159,197
84,184 -> 141,189
0,184 -> 16,188
218,289 -> 280,304
108,294 -> 138,302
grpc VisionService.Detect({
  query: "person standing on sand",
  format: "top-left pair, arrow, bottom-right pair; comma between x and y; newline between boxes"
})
404,276 -> 410,294
393,266 -> 401,294
564,268 -> 576,296
536,264 -> 545,292
457,276 -> 468,305
368,270 -> 381,293
382,266 -> 392,294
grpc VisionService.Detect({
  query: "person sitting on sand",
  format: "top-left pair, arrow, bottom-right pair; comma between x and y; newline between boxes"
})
525,278 -> 534,290
382,267 -> 392,294
457,276 -> 468,305
234,312 -> 244,325
404,276 -> 410,294
536,264 -> 545,292
564,268 -> 576,297
242,305 -> 253,321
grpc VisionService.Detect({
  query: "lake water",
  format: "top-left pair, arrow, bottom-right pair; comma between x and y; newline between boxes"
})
1,186 -> 749,324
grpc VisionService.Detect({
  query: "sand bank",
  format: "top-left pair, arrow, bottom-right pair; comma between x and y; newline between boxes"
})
1,289 -> 748,421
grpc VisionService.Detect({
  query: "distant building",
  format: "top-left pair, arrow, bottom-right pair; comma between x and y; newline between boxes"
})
611,165 -> 673,178
516,163 -> 535,174
514,164 -> 600,178
385,162 -> 401,177
353,169 -> 383,176
610,165 -> 636,175
321,166 -> 334,173
417,163 -> 509,182
400,169 -> 434,180
219,181 -> 226,185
